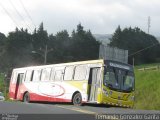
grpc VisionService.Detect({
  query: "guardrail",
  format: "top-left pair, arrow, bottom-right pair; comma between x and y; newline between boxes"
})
138,66 -> 160,71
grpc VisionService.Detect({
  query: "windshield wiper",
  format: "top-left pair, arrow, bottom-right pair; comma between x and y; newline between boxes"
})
121,87 -> 133,92
106,83 -> 122,92
104,83 -> 112,89
107,83 -> 113,89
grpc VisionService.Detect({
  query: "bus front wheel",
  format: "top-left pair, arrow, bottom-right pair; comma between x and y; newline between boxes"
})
72,93 -> 82,106
23,92 -> 30,103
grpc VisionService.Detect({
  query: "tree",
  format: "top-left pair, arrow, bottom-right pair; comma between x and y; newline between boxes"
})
0,32 -> 6,45
0,32 -> 7,72
6,28 -> 32,68
32,22 -> 48,50
109,26 -> 159,64
71,24 -> 100,61
0,23 -> 101,72
32,22 -> 49,64
47,30 -> 71,63
110,25 -> 122,47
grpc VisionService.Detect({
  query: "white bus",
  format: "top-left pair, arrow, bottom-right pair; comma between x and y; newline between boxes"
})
9,59 -> 135,107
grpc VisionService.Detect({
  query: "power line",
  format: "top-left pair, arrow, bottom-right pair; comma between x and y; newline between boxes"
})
128,43 -> 159,57
19,0 -> 36,28
0,2 -> 20,29
8,0 -> 32,32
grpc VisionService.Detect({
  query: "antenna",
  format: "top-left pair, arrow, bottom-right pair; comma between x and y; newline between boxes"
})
148,16 -> 151,34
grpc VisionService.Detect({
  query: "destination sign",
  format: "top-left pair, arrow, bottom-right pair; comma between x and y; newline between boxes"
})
109,62 -> 130,70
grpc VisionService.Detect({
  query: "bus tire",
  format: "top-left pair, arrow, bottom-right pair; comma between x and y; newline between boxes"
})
23,92 -> 30,103
72,92 -> 82,106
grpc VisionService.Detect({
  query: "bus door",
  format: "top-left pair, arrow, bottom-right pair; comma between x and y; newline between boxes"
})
14,73 -> 24,99
88,67 -> 101,102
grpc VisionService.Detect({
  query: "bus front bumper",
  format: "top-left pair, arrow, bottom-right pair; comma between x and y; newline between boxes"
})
102,95 -> 134,108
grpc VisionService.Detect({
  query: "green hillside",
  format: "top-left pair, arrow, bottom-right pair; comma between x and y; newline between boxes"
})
134,65 -> 160,110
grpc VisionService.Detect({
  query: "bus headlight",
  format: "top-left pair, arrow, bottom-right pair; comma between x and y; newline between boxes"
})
129,96 -> 135,101
103,89 -> 109,96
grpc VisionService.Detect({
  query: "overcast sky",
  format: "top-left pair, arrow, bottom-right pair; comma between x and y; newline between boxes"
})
0,0 -> 160,36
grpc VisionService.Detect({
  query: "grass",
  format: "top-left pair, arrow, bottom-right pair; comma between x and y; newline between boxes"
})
134,64 -> 160,110
135,63 -> 160,69
0,73 -> 10,100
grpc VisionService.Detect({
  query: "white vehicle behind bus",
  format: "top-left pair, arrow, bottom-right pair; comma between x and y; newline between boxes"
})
0,92 -> 5,101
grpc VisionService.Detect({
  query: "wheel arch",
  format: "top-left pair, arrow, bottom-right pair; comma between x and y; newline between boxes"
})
71,91 -> 81,102
23,91 -> 29,100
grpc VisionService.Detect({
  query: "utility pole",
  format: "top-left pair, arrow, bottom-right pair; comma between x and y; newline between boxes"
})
133,57 -> 135,68
32,44 -> 53,65
148,16 -> 151,34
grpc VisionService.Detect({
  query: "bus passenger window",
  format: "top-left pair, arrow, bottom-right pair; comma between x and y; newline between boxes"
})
41,68 -> 51,81
17,73 -> 24,84
25,70 -> 33,82
50,68 -> 55,81
74,65 -> 87,80
32,69 -> 41,82
64,66 -> 74,81
54,70 -> 63,81
11,72 -> 17,83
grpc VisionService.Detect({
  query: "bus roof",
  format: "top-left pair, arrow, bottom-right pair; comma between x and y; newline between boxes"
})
12,59 -> 133,71
13,59 -> 104,71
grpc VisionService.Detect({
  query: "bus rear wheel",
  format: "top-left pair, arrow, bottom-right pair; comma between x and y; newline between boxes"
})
72,93 -> 82,106
23,92 -> 30,103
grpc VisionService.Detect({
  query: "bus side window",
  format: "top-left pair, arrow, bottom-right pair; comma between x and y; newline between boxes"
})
74,65 -> 87,81
41,68 -> 51,81
54,70 -> 64,81
25,70 -> 33,82
30,71 -> 34,82
50,68 -> 55,81
64,66 -> 74,81
32,69 -> 41,82
11,71 -> 17,84
17,73 -> 24,84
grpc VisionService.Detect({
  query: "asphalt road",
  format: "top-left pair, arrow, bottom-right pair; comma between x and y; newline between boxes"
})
0,101 -> 160,120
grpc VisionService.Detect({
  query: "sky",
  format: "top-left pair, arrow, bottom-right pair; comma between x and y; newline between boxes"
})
0,0 -> 160,36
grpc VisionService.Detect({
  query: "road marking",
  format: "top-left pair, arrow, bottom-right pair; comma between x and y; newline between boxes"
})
55,105 -> 96,114
56,105 -> 121,120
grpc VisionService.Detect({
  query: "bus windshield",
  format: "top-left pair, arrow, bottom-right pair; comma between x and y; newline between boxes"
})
104,66 -> 134,92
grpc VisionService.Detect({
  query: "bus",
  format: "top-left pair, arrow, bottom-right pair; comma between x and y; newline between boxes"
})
9,59 -> 135,107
